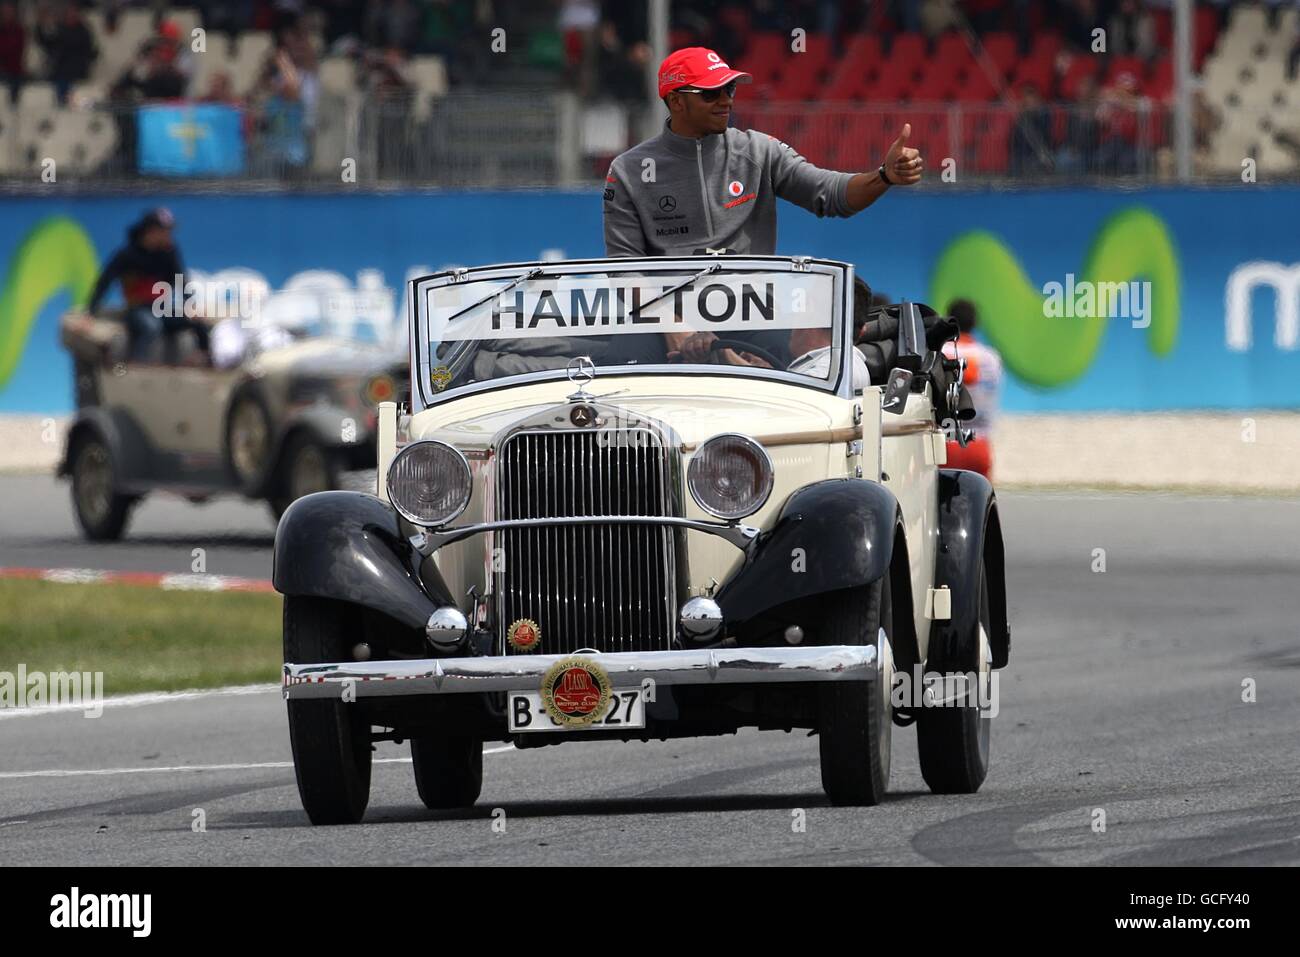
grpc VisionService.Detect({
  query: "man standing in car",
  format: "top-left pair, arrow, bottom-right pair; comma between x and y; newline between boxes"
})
603,46 -> 924,361
86,207 -> 211,363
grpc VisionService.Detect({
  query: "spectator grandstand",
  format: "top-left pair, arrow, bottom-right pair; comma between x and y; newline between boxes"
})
0,0 -> 1295,185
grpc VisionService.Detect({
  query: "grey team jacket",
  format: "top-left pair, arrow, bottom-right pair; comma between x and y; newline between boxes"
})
603,120 -> 859,257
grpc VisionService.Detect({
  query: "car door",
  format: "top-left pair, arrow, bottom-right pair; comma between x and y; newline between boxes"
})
881,389 -> 942,662
161,366 -> 240,466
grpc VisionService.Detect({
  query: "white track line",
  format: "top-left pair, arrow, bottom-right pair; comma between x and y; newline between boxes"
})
0,745 -> 516,780
0,683 -> 279,720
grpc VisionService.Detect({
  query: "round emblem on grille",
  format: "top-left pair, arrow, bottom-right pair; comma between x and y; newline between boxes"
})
570,405 -> 595,427
540,657 -> 612,728
507,618 -> 541,652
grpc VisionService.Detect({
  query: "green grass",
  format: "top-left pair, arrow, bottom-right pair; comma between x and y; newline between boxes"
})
0,579 -> 282,694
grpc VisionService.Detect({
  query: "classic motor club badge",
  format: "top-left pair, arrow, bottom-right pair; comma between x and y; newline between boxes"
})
507,618 -> 541,652
540,657 -> 612,728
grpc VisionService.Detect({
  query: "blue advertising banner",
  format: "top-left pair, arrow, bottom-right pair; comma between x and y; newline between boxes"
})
1,187 -> 1297,414
137,104 -> 245,177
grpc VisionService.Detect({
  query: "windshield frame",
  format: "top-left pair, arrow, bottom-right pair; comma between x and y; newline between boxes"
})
407,255 -> 856,412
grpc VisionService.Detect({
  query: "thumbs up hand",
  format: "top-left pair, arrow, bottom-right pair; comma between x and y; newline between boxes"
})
882,122 -> 924,185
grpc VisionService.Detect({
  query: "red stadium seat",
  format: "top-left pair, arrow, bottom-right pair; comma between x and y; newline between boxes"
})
1104,55 -> 1147,92
1146,57 -> 1173,102
822,34 -> 882,102
778,34 -> 834,100
947,63 -> 1000,101
934,32 -> 978,78
1153,9 -> 1172,49
1012,58 -> 1053,97
964,110 -> 1015,172
744,32 -> 788,86
1194,6 -> 1218,70
840,33 -> 883,68
1059,55 -> 1099,99
981,32 -> 1019,79
889,33 -> 926,66
1030,32 -> 1062,61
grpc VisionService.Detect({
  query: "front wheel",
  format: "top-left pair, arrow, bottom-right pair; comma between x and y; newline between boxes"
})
916,564 -> 994,794
818,571 -> 895,806
411,735 -> 483,809
284,596 -> 372,825
68,434 -> 135,541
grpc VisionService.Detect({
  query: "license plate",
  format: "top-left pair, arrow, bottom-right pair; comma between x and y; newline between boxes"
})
508,688 -> 646,733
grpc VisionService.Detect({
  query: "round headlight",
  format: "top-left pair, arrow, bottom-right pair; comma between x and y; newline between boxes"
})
688,434 -> 773,520
387,440 -> 472,527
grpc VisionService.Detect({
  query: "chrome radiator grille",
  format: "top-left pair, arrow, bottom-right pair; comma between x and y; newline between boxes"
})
494,429 -> 676,654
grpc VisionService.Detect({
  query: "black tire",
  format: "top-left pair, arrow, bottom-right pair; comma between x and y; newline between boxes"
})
411,735 -> 484,809
917,563 -> 993,794
269,432 -> 341,519
68,433 -> 134,541
818,571 -> 894,806
225,390 -> 274,495
284,596 -> 372,825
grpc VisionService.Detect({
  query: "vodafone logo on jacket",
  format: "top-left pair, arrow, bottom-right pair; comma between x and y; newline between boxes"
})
727,180 -> 744,197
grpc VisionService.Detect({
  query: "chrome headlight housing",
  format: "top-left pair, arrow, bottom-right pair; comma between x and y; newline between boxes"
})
386,440 -> 472,527
687,433 -> 773,521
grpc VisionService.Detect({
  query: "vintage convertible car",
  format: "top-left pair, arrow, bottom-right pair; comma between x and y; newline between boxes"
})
59,310 -> 406,540
275,255 -> 1010,824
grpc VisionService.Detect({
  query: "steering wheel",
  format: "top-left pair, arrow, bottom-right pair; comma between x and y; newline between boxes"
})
708,337 -> 785,370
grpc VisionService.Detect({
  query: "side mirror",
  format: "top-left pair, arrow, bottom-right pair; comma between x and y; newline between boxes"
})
882,367 -> 913,414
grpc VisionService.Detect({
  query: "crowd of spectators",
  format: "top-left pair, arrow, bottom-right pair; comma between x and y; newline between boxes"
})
0,1 -> 1293,179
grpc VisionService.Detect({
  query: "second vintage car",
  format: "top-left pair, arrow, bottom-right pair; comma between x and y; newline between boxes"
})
59,309 -> 406,540
275,255 -> 1010,824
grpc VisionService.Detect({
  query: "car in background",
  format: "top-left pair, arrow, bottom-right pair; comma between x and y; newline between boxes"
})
58,309 -> 407,540
274,255 -> 1011,825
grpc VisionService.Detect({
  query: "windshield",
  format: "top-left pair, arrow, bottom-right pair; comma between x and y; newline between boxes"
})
421,264 -> 843,397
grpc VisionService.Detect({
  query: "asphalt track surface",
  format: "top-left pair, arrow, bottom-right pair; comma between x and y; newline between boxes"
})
2,476 -> 1298,865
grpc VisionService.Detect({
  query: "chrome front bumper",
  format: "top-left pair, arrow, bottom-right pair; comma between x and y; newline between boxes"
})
282,645 -> 877,700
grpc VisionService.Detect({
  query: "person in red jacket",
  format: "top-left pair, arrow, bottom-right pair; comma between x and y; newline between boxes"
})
86,208 -> 211,363
942,299 -> 1002,480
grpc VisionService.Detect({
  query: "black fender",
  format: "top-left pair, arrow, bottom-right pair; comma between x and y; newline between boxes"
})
715,479 -> 902,630
59,406 -> 154,486
929,470 -> 1010,671
273,491 -> 453,631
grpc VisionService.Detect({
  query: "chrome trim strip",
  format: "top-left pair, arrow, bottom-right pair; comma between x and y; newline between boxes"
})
681,426 -> 860,452
413,514 -> 759,553
283,645 -> 877,698
882,421 -> 938,437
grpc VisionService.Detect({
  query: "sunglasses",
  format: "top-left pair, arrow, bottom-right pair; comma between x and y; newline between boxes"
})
677,80 -> 738,102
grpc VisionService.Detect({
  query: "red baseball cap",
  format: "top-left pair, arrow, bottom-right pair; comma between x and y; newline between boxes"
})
657,47 -> 752,99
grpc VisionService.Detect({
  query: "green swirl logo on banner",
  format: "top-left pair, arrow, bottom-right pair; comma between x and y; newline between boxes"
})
928,207 -> 1180,387
0,217 -> 100,390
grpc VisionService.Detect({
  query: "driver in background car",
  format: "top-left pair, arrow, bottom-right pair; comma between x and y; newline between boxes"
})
604,45 -> 923,366
85,207 -> 212,364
